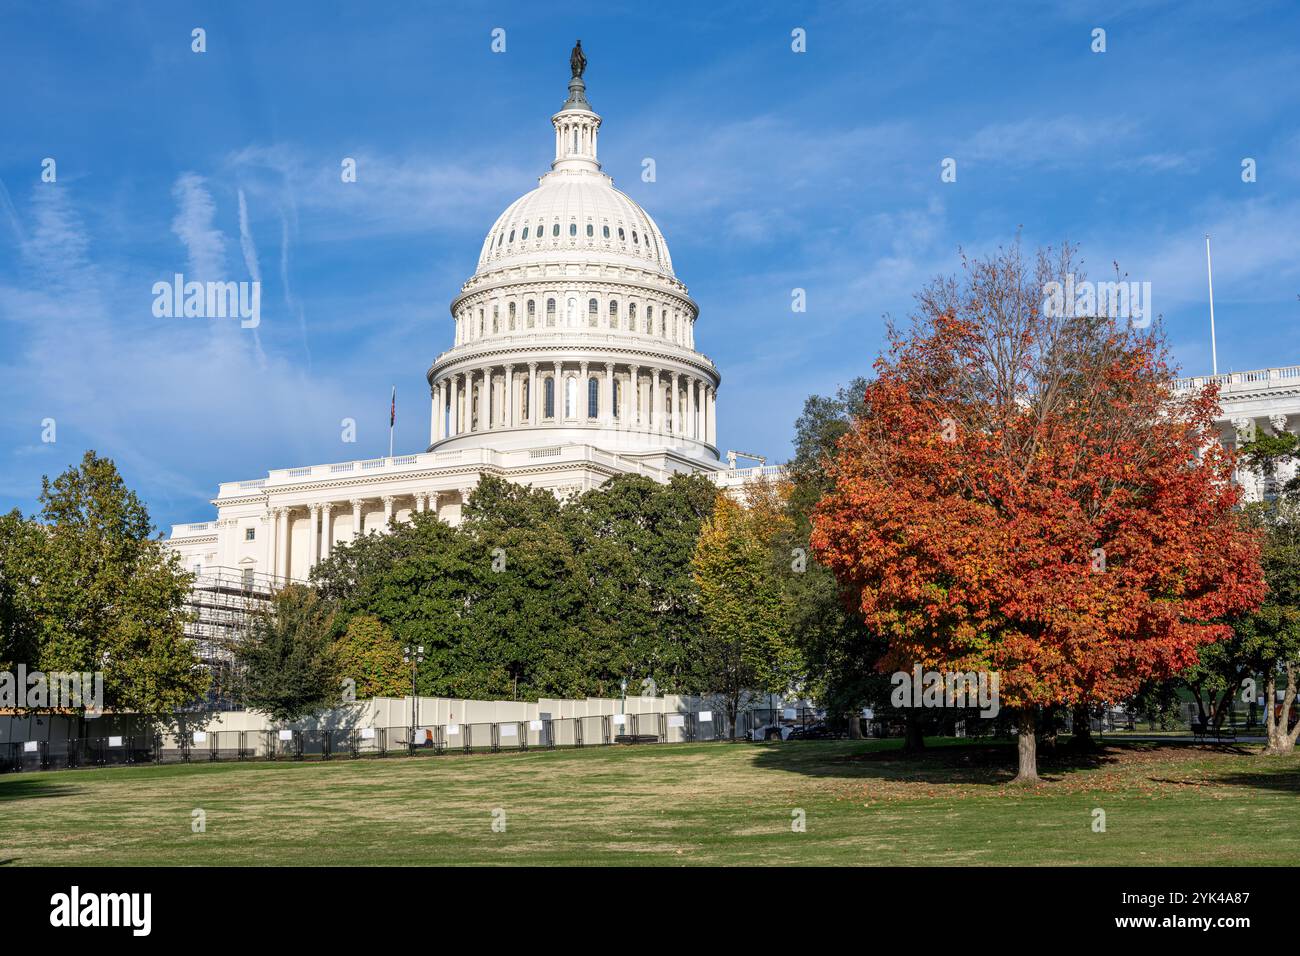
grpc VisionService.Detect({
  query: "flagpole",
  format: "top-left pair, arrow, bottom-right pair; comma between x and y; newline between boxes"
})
1205,234 -> 1218,376
389,385 -> 395,459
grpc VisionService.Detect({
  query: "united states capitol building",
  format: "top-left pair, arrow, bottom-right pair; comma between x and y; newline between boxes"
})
165,47 -> 1295,603
168,48 -> 775,591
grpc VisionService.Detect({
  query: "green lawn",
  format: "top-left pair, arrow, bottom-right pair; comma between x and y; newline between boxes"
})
1,738 -> 1297,866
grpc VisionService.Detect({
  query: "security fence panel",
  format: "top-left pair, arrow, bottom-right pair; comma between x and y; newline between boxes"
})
496,720 -> 524,751
300,728 -> 328,758
158,732 -> 190,764
524,717 -> 552,748
411,726 -> 440,754
443,722 -> 466,753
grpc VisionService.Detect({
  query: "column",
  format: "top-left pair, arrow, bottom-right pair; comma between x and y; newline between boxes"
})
706,385 -> 716,445
449,375 -> 460,436
307,504 -> 321,568
350,499 -> 364,541
415,492 -> 427,513
320,503 -> 333,561
382,495 -> 395,530
277,507 -> 290,580
652,369 -> 662,434
528,363 -> 538,426
629,365 -> 639,428
263,509 -> 275,575
579,361 -> 589,420
505,364 -> 515,428
434,382 -> 444,444
552,361 -> 562,419
670,372 -> 680,435
604,363 -> 615,425
477,368 -> 489,432
428,492 -> 440,519
688,377 -> 697,440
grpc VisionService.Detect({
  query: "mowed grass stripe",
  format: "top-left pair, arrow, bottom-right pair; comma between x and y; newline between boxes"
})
0,740 -> 1296,866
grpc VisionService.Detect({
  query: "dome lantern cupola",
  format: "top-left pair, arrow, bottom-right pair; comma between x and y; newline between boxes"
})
551,40 -> 601,175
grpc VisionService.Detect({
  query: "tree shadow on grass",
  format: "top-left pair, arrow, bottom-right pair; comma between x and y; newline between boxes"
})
1205,765 -> 1300,794
751,738 -> 1133,786
0,776 -> 82,802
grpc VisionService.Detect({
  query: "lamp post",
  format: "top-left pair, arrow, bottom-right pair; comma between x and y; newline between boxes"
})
403,645 -> 425,748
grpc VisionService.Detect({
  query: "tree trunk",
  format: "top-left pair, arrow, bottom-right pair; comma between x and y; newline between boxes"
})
1264,672 -> 1279,751
1265,663 -> 1298,754
903,708 -> 925,753
1071,702 -> 1093,748
847,715 -> 863,740
1012,707 -> 1039,784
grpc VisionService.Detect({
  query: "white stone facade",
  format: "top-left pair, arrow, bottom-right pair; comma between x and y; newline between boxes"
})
1175,365 -> 1300,500
167,57 -> 756,582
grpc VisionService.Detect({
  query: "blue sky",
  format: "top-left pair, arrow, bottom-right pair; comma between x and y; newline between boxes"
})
2,0 -> 1298,531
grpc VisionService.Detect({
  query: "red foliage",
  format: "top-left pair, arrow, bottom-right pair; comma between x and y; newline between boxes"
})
810,307 -> 1265,711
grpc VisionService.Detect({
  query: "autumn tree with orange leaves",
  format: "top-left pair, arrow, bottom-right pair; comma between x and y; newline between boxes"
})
810,241 -> 1265,783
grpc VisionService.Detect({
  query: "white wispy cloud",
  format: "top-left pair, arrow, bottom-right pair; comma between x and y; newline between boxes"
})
170,173 -> 225,281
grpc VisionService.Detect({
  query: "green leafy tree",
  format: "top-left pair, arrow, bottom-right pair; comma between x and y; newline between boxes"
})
1,452 -> 207,721
331,614 -> 406,699
693,485 -> 802,733
1229,431 -> 1300,753
238,584 -> 337,723
565,474 -> 717,695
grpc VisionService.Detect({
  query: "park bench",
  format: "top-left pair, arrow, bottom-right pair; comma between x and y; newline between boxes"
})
1191,721 -> 1236,742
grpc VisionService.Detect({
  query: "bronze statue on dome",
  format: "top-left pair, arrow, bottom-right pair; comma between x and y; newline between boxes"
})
570,40 -> 586,79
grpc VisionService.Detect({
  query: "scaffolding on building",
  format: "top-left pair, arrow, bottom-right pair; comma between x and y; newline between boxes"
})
183,568 -> 302,711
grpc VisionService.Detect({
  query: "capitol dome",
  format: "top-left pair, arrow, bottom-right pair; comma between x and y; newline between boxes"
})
426,46 -> 721,471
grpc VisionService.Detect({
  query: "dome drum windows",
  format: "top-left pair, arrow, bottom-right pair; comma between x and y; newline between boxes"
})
588,298 -> 599,328
527,300 -> 536,328
552,223 -> 560,237
569,222 -> 577,237
546,298 -> 556,327
587,378 -> 599,419
609,300 -> 619,329
522,226 -> 529,240
586,223 -> 594,237
508,301 -> 516,330
602,225 -> 610,239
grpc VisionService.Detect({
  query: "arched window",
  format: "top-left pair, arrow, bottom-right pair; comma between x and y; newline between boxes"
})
645,306 -> 653,334
544,377 -> 555,419
497,233 -> 503,247
526,300 -> 536,328
546,298 -> 556,327
521,379 -> 529,420
477,309 -> 484,337
566,297 -> 577,327
602,225 -> 610,239
564,376 -> 577,418
588,378 -> 599,418
552,223 -> 560,237
569,222 -> 577,237
617,227 -> 625,241
589,298 -> 599,327
508,229 -> 515,242
586,223 -> 594,237
628,303 -> 637,328
632,230 -> 639,245
613,379 -> 620,419
492,305 -> 499,334
522,226 -> 529,240
609,300 -> 619,329
508,301 -> 516,329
